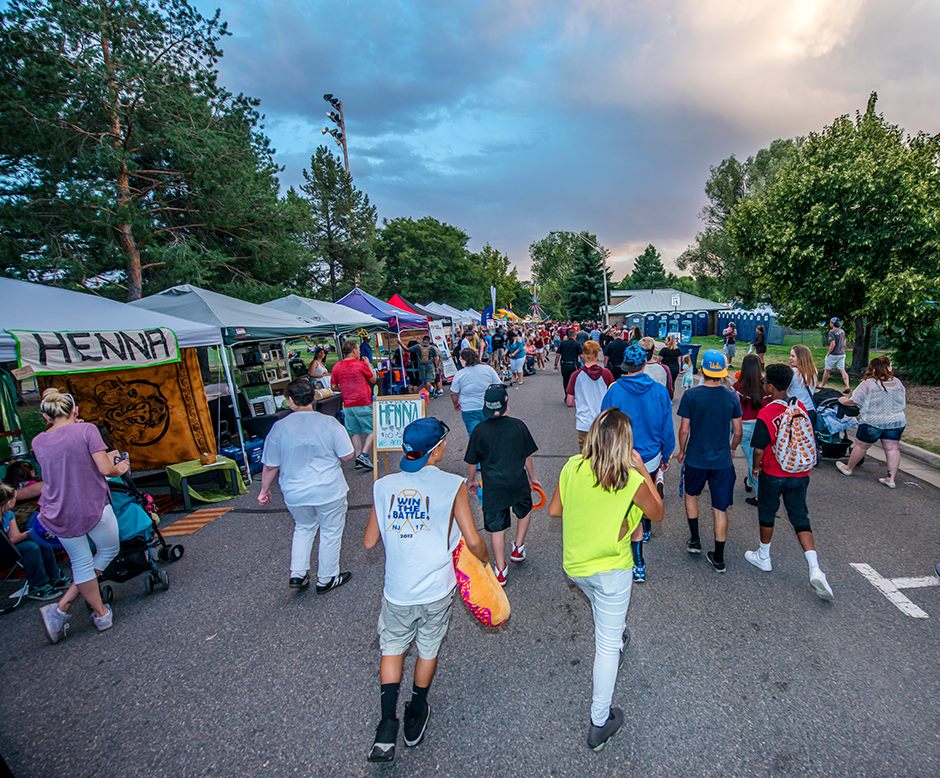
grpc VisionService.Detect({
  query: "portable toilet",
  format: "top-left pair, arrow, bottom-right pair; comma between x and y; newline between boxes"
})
680,312 -> 695,343
694,311 -> 709,336
657,315 -> 668,339
628,314 -> 644,334
668,312 -> 681,333
644,313 -> 658,337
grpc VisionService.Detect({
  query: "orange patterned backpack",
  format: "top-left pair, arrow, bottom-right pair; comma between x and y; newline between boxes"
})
772,399 -> 818,473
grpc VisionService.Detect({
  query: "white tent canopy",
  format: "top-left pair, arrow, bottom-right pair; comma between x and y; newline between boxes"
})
0,277 -> 222,362
262,294 -> 385,331
131,285 -> 322,342
429,302 -> 474,325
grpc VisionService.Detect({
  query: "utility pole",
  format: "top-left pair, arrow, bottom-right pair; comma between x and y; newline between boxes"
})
322,93 -> 349,174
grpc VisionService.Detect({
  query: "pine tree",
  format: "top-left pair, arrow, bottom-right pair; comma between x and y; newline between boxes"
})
298,146 -> 378,301
629,244 -> 669,289
564,240 -> 607,321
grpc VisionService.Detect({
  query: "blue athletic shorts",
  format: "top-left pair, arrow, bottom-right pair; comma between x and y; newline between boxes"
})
682,464 -> 736,511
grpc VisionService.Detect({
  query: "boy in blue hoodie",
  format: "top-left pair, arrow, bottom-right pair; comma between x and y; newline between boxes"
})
600,344 -> 674,582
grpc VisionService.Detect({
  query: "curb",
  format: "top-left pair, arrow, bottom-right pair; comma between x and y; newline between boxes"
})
899,440 -> 940,471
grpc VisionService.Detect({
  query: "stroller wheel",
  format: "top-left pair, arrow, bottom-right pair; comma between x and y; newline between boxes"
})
169,544 -> 185,562
145,574 -> 155,595
158,570 -> 170,592
157,546 -> 169,562
100,584 -> 114,604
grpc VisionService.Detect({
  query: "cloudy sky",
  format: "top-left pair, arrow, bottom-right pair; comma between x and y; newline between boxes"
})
195,0 -> 939,281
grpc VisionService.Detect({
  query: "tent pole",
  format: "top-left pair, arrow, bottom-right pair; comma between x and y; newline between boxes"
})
219,344 -> 251,482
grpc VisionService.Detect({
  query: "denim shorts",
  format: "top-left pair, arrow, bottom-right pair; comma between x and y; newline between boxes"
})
856,424 -> 904,445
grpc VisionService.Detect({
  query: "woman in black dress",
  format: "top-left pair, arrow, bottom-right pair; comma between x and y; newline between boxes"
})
658,335 -> 682,383
753,325 -> 767,364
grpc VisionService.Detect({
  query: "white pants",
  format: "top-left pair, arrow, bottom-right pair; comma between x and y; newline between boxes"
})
571,569 -> 634,727
287,496 -> 348,583
58,504 -> 120,585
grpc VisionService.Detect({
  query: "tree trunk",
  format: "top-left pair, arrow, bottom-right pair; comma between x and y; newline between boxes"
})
99,4 -> 143,300
851,317 -> 872,374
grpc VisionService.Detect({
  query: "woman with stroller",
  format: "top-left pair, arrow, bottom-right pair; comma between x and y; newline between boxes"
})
836,356 -> 907,489
32,389 -> 130,643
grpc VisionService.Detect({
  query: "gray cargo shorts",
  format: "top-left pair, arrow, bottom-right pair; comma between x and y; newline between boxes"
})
378,589 -> 456,659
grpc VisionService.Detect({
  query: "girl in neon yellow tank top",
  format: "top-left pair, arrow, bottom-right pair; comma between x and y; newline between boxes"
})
546,408 -> 663,751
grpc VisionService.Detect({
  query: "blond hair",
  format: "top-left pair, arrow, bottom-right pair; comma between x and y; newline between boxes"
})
0,482 -> 14,507
664,335 -> 676,349
791,344 -> 818,392
40,388 -> 76,419
582,340 -> 601,360
579,408 -> 636,492
638,336 -> 655,352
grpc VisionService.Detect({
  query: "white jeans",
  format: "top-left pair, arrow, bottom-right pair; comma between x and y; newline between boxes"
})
58,504 -> 120,585
571,568 -> 634,726
287,496 -> 348,583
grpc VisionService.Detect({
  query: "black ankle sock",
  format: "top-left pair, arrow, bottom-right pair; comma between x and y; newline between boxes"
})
687,518 -> 700,542
631,540 -> 644,566
713,541 -> 725,564
380,682 -> 400,721
641,517 -> 651,533
411,683 -> 430,712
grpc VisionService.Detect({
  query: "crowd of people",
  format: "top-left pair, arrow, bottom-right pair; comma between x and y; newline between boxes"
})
4,315 -> 914,759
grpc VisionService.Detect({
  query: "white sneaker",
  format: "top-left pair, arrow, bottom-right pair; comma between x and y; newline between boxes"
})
744,550 -> 772,572
92,604 -> 114,632
809,569 -> 834,601
39,603 -> 71,644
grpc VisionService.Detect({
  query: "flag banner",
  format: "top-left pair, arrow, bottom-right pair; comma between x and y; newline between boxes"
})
10,328 -> 180,375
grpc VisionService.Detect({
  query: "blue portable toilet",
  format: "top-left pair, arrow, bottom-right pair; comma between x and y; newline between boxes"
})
668,312 -> 682,334
657,315 -> 668,339
717,311 -> 728,335
644,313 -> 658,337
628,314 -> 644,334
694,311 -> 709,336
680,312 -> 695,342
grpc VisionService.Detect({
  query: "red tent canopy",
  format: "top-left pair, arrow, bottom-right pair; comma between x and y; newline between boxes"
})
387,293 -> 422,316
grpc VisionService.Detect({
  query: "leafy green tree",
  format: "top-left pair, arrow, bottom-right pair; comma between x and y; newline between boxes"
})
530,231 -> 603,318
622,244 -> 668,289
564,239 -> 608,322
474,242 -> 522,310
728,94 -> 940,372
679,139 -> 796,304
297,145 -> 378,301
377,216 -> 481,308
0,0 -> 304,300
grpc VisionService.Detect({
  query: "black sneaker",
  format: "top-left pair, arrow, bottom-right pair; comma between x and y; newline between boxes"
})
745,497 -> 759,507
619,629 -> 631,668
587,706 -> 623,752
403,700 -> 430,747
367,717 -> 399,763
316,571 -> 352,594
706,551 -> 726,573
289,573 -> 310,589
687,538 -> 702,555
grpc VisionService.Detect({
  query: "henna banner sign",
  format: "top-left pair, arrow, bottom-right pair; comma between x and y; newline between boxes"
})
8,327 -> 180,375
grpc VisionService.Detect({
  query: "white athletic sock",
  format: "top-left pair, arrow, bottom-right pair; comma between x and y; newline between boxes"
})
804,550 -> 819,571
758,542 -> 771,560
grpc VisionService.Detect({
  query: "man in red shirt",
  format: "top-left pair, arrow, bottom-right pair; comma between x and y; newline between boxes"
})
747,363 -> 832,600
331,339 -> 377,470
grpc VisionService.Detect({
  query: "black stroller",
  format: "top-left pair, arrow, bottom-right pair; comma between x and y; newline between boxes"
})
812,388 -> 860,459
97,475 -> 184,603
523,353 -> 537,376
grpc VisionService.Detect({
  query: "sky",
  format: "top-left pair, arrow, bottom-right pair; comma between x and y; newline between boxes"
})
194,0 -> 939,281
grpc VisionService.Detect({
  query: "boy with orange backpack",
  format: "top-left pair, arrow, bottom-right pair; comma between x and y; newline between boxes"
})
745,363 -> 833,600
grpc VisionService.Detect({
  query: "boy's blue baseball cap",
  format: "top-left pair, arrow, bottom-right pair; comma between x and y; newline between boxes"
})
400,417 -> 449,472
700,349 -> 728,378
620,344 -> 648,370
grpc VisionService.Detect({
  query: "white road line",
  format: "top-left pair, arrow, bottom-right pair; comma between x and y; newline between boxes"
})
850,563 -> 931,619
892,577 -> 940,590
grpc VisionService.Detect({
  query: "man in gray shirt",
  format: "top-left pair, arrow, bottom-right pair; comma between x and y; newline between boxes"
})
821,317 -> 850,391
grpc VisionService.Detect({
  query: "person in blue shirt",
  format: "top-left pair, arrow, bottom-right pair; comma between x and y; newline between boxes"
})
359,335 -> 373,361
507,331 -> 526,385
600,344 -> 674,582
1,483 -> 69,600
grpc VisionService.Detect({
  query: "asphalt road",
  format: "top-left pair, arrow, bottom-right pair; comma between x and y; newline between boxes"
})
2,368 -> 938,777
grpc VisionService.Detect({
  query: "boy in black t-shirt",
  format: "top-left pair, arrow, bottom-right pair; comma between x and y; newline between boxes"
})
465,385 -> 540,586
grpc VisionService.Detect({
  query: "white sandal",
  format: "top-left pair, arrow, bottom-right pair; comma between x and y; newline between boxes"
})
878,477 -> 896,489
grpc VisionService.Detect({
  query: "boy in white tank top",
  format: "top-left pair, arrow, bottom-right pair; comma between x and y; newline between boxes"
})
364,418 -> 489,763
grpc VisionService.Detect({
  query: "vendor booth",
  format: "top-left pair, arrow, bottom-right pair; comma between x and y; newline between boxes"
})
0,277 -> 223,472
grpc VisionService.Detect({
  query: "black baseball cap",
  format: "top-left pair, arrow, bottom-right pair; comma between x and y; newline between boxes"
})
482,384 -> 508,418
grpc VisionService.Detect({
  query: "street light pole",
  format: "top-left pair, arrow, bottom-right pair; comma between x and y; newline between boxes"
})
322,93 -> 349,174
549,231 -> 610,325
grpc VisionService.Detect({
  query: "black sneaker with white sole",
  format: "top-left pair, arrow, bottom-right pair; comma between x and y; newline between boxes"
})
687,538 -> 702,555
316,571 -> 352,594
288,573 -> 310,589
403,701 -> 430,747
705,551 -> 726,573
587,706 -> 624,752
368,717 -> 399,763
